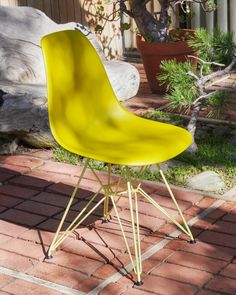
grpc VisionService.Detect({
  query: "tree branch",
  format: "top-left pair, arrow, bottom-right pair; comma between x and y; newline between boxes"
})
187,55 -> 225,67
192,90 -> 218,106
200,56 -> 236,85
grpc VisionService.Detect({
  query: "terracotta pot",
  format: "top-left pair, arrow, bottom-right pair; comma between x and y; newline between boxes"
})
136,29 -> 196,94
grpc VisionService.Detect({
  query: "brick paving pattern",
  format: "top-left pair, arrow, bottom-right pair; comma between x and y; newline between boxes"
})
0,66 -> 235,294
0,152 -> 236,295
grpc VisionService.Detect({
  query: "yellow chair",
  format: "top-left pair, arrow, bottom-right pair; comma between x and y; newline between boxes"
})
41,30 -> 195,285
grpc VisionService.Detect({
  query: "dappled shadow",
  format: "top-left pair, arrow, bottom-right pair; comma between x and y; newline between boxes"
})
1,161 -> 236,293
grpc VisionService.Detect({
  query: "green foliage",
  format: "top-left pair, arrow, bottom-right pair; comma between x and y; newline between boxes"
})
53,145 -> 80,165
120,22 -> 131,33
178,136 -> 236,168
188,28 -> 236,67
144,110 -> 185,126
159,28 -> 235,113
206,91 -> 230,118
158,60 -> 199,109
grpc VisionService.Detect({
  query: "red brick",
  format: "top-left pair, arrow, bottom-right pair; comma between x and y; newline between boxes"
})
0,249 -> 39,272
36,218 -> 71,232
0,220 -> 28,237
0,194 -> 23,208
0,238 -> 46,261
18,228 -> 56,246
152,262 -> 212,286
139,274 -> 197,294
129,241 -> 154,257
209,220 -> 236,235
38,161 -> 83,175
0,208 -> 46,227
31,191 -> 71,207
151,185 -> 204,204
150,193 -> 192,211
80,227 -> 133,252
110,252 -> 131,269
197,291 -> 221,295
207,208 -> 226,220
0,273 -> 14,288
220,202 -> 236,213
193,218 -> 214,230
94,216 -> 148,240
122,288 -> 152,295
27,170 -> 58,183
73,276 -> 101,292
183,205 -> 204,217
27,261 -> 93,289
178,227 -> 202,242
164,239 -> 186,251
205,275 -> 236,295
223,213 -> 236,223
93,264 -> 118,280
0,206 -> 5,213
70,200 -> 104,218
0,184 -> 38,199
99,281 -> 131,295
0,155 -> 43,169
179,241 -> 236,262
137,182 -> 158,195
47,250 -> 104,276
25,149 -> 53,160
142,234 -> 163,245
196,197 -> 216,208
117,205 -> 168,232
118,198 -> 178,220
0,172 -> 14,182
2,279 -> 65,295
142,248 -> 174,274
47,182 -> 92,200
199,230 -> 236,249
10,175 -> 53,189
61,238 -> 120,262
220,263 -> 236,279
158,222 -> 179,236
0,164 -> 29,174
15,200 -> 62,217
166,250 -> 227,273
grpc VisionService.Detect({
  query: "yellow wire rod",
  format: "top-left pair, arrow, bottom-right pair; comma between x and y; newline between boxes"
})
47,158 -> 90,257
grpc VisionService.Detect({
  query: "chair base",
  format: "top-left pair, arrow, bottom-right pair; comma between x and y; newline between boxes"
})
46,159 -> 195,284
189,239 -> 197,244
135,280 -> 144,286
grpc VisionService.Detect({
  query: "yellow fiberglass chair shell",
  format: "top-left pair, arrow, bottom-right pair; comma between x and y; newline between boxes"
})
41,30 -> 195,285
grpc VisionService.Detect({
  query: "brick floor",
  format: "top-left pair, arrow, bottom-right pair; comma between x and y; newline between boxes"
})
0,151 -> 235,294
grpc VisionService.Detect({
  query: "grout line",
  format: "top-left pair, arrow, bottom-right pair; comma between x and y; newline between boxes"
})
0,266 -> 85,295
87,198 -> 226,295
0,196 -> 226,294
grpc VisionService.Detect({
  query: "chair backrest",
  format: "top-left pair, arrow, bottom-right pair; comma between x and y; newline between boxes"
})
41,30 -> 126,148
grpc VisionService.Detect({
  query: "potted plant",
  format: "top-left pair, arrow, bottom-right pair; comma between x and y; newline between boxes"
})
158,28 -> 236,152
95,0 -> 216,93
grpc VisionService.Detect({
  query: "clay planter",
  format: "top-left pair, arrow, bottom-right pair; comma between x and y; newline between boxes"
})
136,30 -> 196,94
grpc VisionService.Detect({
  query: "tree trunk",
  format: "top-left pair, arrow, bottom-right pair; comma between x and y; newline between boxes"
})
129,0 -> 169,42
186,103 -> 201,153
0,83 -> 54,148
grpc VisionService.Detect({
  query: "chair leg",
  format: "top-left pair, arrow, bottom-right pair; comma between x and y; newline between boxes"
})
158,166 -> 196,243
136,166 -> 195,243
46,159 -> 108,258
127,181 -> 143,285
110,186 -> 143,285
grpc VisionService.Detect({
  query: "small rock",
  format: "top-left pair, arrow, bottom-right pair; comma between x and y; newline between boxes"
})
159,160 -> 183,173
186,171 -> 225,192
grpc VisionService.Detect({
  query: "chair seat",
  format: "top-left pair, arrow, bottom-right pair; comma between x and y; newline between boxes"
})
54,112 -> 192,166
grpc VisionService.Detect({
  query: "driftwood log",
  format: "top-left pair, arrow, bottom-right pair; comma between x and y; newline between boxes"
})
0,6 -> 140,148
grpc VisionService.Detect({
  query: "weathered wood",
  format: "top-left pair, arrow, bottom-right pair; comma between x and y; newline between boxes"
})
0,6 -> 139,148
